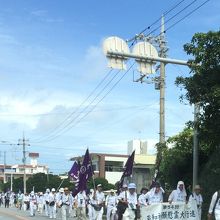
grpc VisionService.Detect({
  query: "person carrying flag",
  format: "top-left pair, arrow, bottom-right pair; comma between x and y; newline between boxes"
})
90,184 -> 105,220
120,183 -> 138,220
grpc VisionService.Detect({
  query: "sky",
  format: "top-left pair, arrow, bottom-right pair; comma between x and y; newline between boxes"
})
0,0 -> 219,174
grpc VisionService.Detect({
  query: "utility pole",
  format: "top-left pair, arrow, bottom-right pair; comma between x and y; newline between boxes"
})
4,151 -> 6,184
18,134 -> 30,194
159,15 -> 166,144
10,173 -> 13,192
193,103 -> 199,188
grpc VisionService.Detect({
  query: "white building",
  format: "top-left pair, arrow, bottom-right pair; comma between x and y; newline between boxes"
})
0,152 -> 48,184
70,140 -> 156,192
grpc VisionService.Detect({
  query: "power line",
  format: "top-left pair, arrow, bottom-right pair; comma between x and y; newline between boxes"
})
138,0 -> 187,35
33,63 -> 135,143
164,0 -> 210,33
31,68 -> 115,142
0,104 -> 151,117
32,69 -> 121,143
145,0 -> 199,37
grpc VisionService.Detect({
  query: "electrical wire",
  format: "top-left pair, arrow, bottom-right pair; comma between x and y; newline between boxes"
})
32,63 -> 135,143
32,69 -> 121,143
138,0 -> 187,35
164,0 -> 211,33
145,0 -> 199,37
31,68 -> 116,142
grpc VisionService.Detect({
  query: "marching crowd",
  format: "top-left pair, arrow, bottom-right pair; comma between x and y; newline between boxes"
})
0,181 -> 219,220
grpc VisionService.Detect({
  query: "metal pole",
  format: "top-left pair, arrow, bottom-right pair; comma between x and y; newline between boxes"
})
159,15 -> 166,144
4,151 -> 6,184
10,173 -> 13,192
107,51 -> 189,66
22,136 -> 27,194
193,103 -> 199,188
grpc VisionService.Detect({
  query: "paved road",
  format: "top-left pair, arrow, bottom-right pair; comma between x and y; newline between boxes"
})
0,207 -> 52,220
0,206 -> 107,219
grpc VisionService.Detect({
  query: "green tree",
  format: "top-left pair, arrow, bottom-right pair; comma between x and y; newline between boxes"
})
174,30 -> 220,219
3,173 -> 74,193
176,31 -> 220,150
87,177 -> 115,191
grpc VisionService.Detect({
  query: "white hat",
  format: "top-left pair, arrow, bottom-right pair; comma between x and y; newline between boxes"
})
122,184 -> 128,188
128,183 -> 136,189
194,185 -> 201,190
51,188 -> 56,192
59,188 -> 64,193
97,184 -> 102,187
46,188 -> 50,193
31,191 -> 34,196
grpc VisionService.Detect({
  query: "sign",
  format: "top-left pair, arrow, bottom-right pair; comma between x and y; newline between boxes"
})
140,201 -> 199,220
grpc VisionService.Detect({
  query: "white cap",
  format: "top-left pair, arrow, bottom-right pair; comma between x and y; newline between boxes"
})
31,191 -> 34,195
128,183 -> 136,189
97,184 -> 102,187
122,184 -> 128,188
59,188 -> 64,193
51,188 -> 56,192
46,188 -> 50,193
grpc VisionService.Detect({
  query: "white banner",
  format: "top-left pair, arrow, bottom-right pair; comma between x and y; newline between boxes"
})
140,201 -> 199,220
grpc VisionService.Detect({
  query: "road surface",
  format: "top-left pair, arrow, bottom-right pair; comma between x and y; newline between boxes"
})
0,207 -> 50,220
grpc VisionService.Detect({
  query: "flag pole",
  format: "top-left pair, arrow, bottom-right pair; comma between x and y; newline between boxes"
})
56,178 -> 65,193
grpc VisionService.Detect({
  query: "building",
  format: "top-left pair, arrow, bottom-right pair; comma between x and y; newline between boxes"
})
70,140 -> 156,192
0,152 -> 48,184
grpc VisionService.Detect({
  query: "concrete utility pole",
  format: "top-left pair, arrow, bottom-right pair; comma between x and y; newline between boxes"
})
159,15 -> 166,144
4,151 -> 6,183
18,134 -> 30,194
193,103 -> 199,188
103,15 -> 198,187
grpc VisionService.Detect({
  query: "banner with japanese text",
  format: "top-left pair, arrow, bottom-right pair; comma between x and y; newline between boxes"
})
140,201 -> 199,220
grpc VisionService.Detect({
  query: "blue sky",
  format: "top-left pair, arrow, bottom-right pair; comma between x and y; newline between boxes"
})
0,0 -> 219,174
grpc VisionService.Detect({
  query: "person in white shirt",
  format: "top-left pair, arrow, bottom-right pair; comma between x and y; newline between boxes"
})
208,190 -> 220,220
88,189 -> 95,220
75,190 -> 87,220
29,191 -> 37,217
189,185 -> 203,220
48,188 -> 56,219
147,182 -> 164,204
37,192 -> 44,214
56,188 -> 64,219
120,183 -> 138,220
106,189 -> 117,220
117,184 -> 128,220
23,193 -> 29,211
44,188 -> 50,217
168,181 -> 187,203
138,187 -> 149,219
90,184 -> 105,220
59,187 -> 74,220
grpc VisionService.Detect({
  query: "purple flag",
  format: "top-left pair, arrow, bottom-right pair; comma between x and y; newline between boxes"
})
72,149 -> 93,196
68,161 -> 80,181
117,150 -> 135,194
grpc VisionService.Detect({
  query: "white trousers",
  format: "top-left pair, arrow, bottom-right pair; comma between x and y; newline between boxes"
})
107,206 -> 117,220
61,205 -> 71,220
49,205 -> 57,218
123,208 -> 136,220
23,202 -> 28,211
76,207 -> 87,220
45,203 -> 50,216
30,203 -> 37,216
38,203 -> 43,214
91,207 -> 103,220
